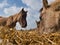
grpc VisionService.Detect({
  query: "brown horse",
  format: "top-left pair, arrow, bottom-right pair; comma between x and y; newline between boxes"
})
0,8 -> 28,28
38,0 -> 60,34
36,21 -> 40,28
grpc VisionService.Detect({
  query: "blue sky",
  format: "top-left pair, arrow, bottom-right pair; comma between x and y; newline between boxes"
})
0,0 -> 55,30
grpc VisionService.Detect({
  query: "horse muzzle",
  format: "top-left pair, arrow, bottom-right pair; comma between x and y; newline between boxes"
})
22,23 -> 27,28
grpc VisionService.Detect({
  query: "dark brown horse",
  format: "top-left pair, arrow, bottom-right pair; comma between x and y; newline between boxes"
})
0,8 -> 27,28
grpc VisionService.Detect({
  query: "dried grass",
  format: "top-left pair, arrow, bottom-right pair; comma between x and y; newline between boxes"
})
0,26 -> 60,45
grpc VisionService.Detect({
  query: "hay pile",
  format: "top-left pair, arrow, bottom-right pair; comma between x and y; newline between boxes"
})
0,27 -> 60,45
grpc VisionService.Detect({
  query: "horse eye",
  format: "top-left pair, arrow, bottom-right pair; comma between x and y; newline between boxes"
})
55,6 -> 60,11
40,8 -> 43,12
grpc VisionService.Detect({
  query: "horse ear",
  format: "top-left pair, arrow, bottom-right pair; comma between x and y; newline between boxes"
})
21,8 -> 24,11
18,8 -> 24,14
43,0 -> 48,9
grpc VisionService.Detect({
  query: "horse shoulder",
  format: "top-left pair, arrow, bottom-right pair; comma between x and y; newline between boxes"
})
6,16 -> 13,26
13,14 -> 18,22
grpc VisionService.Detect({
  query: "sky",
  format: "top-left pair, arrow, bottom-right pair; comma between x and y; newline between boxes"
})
0,0 -> 55,30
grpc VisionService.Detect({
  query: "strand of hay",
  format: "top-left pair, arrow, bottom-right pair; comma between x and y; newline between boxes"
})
43,35 -> 56,45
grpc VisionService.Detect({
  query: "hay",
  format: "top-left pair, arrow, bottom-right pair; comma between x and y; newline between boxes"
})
0,26 -> 60,45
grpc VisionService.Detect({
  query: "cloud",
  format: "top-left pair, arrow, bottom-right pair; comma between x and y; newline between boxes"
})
3,0 -> 55,17
0,0 -> 8,9
4,5 -> 23,17
22,0 -> 42,10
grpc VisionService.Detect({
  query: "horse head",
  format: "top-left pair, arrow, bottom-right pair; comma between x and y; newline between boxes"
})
39,0 -> 60,34
17,8 -> 28,28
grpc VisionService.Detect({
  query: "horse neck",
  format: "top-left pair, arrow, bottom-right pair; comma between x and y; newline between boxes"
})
13,14 -> 19,22
16,13 -> 21,21
12,13 -> 21,23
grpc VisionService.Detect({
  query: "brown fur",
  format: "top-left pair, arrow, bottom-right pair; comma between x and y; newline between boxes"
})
36,21 -> 40,28
0,8 -> 27,28
38,0 -> 60,34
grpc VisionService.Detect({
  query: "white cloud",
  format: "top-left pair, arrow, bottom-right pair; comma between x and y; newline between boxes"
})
4,5 -> 23,17
22,0 -> 42,10
0,0 -> 8,9
3,0 -> 55,17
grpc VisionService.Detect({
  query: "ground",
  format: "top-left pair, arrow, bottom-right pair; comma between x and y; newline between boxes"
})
0,26 -> 60,45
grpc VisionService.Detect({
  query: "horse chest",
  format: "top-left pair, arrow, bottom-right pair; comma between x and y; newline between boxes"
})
8,22 -> 16,28
0,18 -> 7,26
